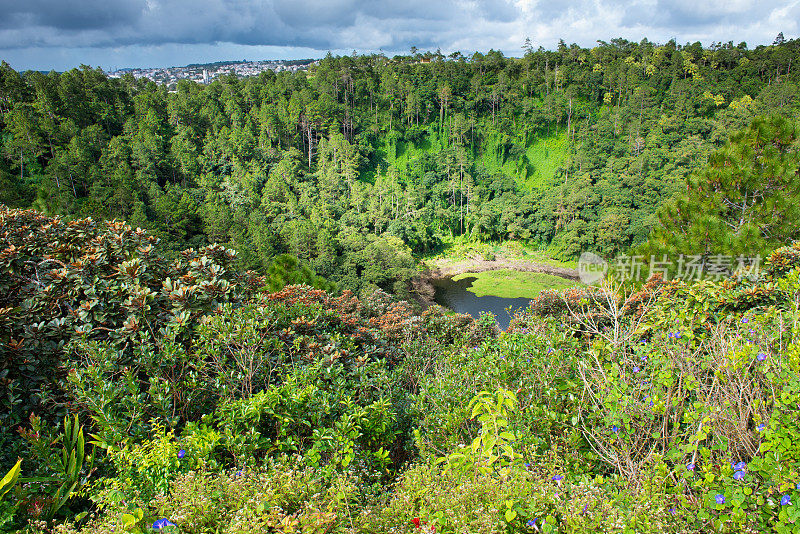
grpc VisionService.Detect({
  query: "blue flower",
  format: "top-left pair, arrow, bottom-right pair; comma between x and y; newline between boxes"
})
686,462 -> 695,471
527,519 -> 536,527
757,423 -> 766,432
734,461 -> 746,470
733,470 -> 746,480
781,495 -> 791,506
177,449 -> 185,459
715,494 -> 725,505
742,317 -> 749,323
641,355 -> 648,362
757,352 -> 767,362
633,366 -> 640,373
668,507 -> 676,515
612,425 -> 620,433
524,463 -> 531,468
796,482 -> 800,491
152,519 -> 176,529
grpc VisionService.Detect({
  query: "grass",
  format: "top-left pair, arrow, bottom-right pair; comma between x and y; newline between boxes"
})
453,269 -> 576,299
366,121 -> 567,192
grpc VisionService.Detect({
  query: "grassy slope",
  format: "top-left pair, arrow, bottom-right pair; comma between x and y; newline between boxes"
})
368,123 -> 567,192
453,269 -> 576,299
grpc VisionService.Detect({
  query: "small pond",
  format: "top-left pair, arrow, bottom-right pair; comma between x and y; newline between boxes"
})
432,276 -> 531,330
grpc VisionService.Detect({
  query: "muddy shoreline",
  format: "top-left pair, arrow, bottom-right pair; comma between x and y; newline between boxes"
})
409,257 -> 579,309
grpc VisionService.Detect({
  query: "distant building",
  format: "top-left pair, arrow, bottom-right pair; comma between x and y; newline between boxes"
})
202,69 -> 209,84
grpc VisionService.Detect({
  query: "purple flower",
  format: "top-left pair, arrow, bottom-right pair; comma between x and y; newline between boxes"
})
582,504 -> 589,515
757,352 -> 767,362
715,494 -> 725,505
686,462 -> 695,471
734,461 -> 746,470
668,507 -> 676,515
633,366 -> 640,373
524,463 -> 531,468
552,475 -> 564,485
733,470 -> 746,480
757,423 -> 766,432
781,495 -> 792,506
527,519 -> 536,527
641,355 -> 648,362
612,425 -> 620,433
152,519 -> 176,529
742,317 -> 749,323
796,482 -> 800,491
177,449 -> 185,459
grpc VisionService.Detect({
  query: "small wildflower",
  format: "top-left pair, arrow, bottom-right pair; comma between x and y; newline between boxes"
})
757,352 -> 767,362
742,317 -> 749,323
633,366 -> 640,373
527,519 -> 536,527
733,470 -> 746,480
612,425 -> 620,433
781,495 -> 792,506
757,423 -> 766,432
641,355 -> 647,361
796,482 -> 800,491
524,463 -> 531,468
177,449 -> 185,459
668,507 -> 676,515
412,518 -> 421,529
734,461 -> 746,470
686,462 -> 695,471
582,504 -> 589,515
152,519 -> 176,529
715,494 -> 725,505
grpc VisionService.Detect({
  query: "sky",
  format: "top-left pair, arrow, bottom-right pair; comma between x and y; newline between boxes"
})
0,0 -> 797,72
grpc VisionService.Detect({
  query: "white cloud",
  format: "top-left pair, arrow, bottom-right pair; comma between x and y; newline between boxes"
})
0,0 -> 794,70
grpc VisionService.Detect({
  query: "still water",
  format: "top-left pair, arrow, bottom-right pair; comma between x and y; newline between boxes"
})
432,276 -> 531,330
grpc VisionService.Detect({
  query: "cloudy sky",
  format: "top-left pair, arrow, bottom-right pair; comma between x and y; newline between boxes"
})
0,0 -> 797,71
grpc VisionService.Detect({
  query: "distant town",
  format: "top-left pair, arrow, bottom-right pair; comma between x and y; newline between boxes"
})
107,59 -> 318,89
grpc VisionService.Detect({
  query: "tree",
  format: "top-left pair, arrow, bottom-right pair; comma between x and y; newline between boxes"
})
645,116 -> 800,260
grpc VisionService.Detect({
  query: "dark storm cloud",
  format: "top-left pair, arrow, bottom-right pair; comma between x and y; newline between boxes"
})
0,0 -> 521,50
0,0 -> 145,31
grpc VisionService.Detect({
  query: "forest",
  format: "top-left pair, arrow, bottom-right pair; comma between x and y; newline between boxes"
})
2,35 -> 800,534
2,37 -> 800,295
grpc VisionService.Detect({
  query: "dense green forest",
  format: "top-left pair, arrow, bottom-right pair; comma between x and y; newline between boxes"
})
3,35 -> 800,534
2,37 -> 800,295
